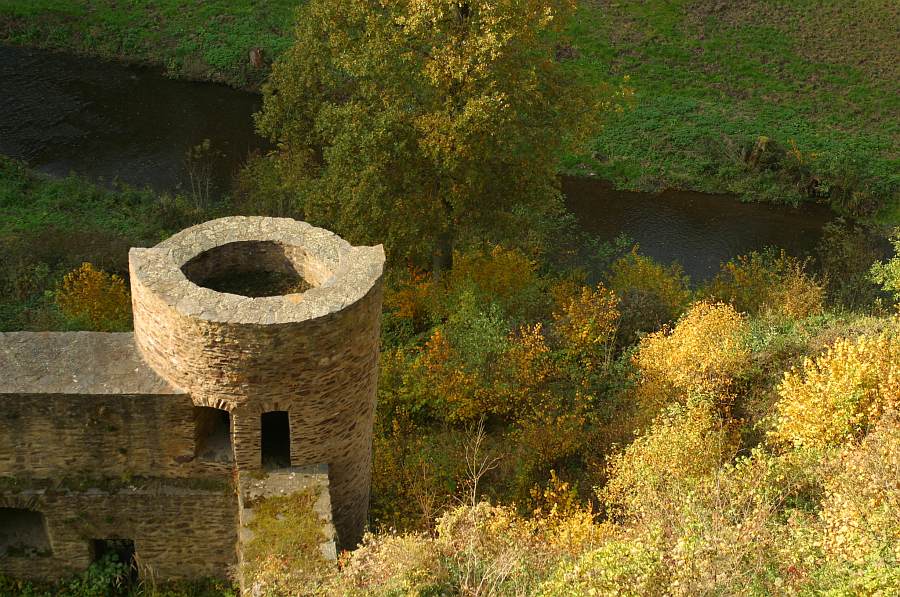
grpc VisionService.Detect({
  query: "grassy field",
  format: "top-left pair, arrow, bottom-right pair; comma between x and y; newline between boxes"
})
0,0 -> 297,87
566,0 -> 898,220
0,0 -> 897,220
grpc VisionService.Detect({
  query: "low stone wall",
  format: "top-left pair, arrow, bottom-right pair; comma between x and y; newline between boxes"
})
0,483 -> 237,581
0,333 -> 230,480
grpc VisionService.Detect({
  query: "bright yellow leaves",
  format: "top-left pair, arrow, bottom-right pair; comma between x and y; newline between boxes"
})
553,282 -> 620,370
634,301 -> 750,409
705,249 -> 824,318
600,401 -> 739,520
771,331 -> 900,449
55,262 -> 131,331
819,414 -> 900,564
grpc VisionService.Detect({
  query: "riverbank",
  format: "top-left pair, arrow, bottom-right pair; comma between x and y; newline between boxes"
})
0,0 -> 296,88
1,0 -> 897,224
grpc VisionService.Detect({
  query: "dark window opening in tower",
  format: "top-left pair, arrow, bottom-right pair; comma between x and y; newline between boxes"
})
261,411 -> 291,469
193,406 -> 233,462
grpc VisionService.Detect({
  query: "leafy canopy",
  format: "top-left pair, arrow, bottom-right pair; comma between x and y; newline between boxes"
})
257,0 -> 616,263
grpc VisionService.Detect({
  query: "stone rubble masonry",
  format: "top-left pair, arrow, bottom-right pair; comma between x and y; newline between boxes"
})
0,217 -> 384,584
236,464 -> 336,595
0,486 -> 237,581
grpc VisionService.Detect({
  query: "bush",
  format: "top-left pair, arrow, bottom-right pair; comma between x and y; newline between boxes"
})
552,282 -> 620,371
600,402 -> 739,521
771,331 -> 900,450
232,153 -> 299,218
55,263 -> 132,331
870,228 -> 900,306
447,246 -> 550,324
705,248 -> 824,318
334,532 -> 447,596
819,413 -> 900,567
817,220 -> 886,310
537,538 -> 664,597
606,248 -> 691,343
633,301 -> 750,406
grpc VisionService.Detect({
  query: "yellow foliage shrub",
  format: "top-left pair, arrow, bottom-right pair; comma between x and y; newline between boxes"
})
706,249 -> 824,318
448,245 -> 547,321
607,248 -> 691,335
820,413 -> 900,566
334,532 -> 447,596
771,332 -> 900,449
600,402 -> 739,520
55,262 -> 132,331
552,282 -> 620,370
416,322 -> 559,423
537,537 -> 664,597
608,249 -> 690,309
634,301 -> 750,403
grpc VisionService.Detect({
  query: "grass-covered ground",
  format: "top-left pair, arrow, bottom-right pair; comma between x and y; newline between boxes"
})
1,0 -> 896,219
567,0 -> 899,221
0,0 -> 297,87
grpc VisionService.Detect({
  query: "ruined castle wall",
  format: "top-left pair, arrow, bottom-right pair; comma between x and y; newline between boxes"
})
0,392 -> 194,479
0,333 -> 232,480
0,485 -> 237,581
0,393 -> 237,480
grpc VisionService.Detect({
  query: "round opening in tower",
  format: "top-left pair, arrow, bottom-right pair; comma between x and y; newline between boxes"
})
181,240 -> 330,298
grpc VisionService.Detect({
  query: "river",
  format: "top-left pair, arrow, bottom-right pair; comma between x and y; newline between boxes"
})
0,45 -> 833,281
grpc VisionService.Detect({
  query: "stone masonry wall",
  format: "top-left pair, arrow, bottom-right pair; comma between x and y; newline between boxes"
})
0,392 -> 200,480
0,485 -> 237,581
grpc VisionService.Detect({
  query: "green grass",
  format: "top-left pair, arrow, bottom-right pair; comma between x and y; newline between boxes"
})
564,0 -> 899,220
0,0 -> 299,87
0,0 -> 897,221
0,157 -> 209,331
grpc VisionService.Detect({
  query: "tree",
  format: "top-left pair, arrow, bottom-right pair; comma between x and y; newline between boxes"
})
257,0 -> 621,267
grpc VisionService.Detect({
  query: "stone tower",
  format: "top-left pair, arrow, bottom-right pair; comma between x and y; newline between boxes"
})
129,216 -> 385,548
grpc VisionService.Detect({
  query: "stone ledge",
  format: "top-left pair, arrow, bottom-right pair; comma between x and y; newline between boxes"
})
130,216 -> 385,325
0,332 -> 184,396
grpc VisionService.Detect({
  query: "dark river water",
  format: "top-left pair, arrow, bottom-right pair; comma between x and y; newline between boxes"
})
1,45 -> 834,281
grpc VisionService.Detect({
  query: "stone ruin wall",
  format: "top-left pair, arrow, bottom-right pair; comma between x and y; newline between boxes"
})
0,391 -> 228,480
0,332 -> 238,581
0,487 -> 236,581
1,216 -> 385,582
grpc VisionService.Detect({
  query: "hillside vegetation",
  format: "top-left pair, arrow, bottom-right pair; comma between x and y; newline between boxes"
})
2,159 -> 899,594
1,0 -> 896,220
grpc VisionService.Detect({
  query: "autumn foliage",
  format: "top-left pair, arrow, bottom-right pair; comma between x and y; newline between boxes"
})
771,331 -> 900,449
55,262 -> 132,331
360,241 -> 899,595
